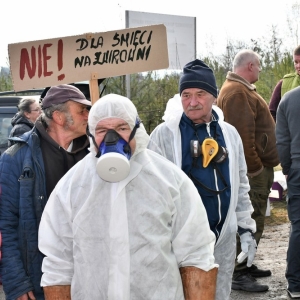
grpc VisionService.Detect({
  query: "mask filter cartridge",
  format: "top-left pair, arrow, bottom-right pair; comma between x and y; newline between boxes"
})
96,130 -> 131,182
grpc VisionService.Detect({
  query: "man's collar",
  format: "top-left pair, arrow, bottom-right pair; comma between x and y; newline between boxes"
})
226,71 -> 256,90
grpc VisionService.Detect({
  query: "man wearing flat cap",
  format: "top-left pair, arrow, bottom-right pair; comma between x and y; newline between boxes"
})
148,59 -> 256,300
0,84 -> 91,300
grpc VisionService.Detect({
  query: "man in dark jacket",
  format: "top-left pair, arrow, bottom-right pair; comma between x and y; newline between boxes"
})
0,84 -> 91,300
276,86 -> 300,299
8,97 -> 41,147
218,49 -> 279,292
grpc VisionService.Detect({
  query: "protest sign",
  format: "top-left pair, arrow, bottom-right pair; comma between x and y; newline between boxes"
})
9,24 -> 169,92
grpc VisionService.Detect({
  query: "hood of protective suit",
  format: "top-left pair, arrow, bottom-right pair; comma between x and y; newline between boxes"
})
88,94 -> 150,157
162,93 -> 223,124
212,105 -> 224,121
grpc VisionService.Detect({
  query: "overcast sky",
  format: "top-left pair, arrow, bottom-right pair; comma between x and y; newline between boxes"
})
1,0 -> 298,68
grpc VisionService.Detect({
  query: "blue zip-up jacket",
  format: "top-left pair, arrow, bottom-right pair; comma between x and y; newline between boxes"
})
0,123 -> 89,300
0,128 -> 47,300
179,111 -> 231,239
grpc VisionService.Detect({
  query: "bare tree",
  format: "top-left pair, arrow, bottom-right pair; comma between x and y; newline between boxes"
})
287,2 -> 300,46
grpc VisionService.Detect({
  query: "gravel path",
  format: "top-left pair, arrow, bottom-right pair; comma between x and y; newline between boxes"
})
231,222 -> 290,299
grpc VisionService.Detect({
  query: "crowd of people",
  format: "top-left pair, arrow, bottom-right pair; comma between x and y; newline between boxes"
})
0,45 -> 299,299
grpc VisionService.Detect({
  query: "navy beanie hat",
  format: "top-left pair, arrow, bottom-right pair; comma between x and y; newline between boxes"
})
179,59 -> 218,98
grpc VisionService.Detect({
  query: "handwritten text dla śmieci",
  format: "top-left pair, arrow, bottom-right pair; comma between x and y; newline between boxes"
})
74,29 -> 153,67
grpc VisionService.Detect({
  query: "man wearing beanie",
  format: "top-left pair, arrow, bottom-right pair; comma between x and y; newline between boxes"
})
148,59 -> 257,300
0,84 -> 91,300
217,49 -> 279,293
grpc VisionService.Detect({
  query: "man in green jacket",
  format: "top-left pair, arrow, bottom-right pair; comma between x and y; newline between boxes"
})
217,49 -> 279,293
269,45 -> 300,122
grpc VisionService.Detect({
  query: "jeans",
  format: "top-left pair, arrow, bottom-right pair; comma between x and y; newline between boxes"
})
235,166 -> 274,272
286,167 -> 300,292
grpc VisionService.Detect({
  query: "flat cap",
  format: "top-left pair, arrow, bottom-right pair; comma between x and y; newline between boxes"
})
42,84 -> 91,109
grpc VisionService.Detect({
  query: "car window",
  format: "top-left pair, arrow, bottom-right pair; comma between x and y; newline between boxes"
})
0,94 -> 38,155
0,114 -> 14,146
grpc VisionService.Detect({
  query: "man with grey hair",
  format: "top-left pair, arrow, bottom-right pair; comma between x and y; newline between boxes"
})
218,49 -> 279,292
8,97 -> 41,147
0,84 -> 91,300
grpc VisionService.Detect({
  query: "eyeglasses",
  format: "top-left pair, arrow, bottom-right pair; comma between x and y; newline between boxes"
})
30,108 -> 41,112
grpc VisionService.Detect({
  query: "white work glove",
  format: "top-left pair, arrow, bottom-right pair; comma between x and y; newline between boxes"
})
237,231 -> 257,267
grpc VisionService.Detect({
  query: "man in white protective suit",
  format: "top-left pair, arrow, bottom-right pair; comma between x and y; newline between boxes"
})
148,59 -> 257,300
38,93 -> 218,300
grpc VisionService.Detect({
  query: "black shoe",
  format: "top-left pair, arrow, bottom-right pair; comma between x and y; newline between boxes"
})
287,288 -> 300,298
232,273 -> 269,292
247,264 -> 272,278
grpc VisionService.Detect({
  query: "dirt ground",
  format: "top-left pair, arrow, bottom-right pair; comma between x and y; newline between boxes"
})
231,200 -> 290,300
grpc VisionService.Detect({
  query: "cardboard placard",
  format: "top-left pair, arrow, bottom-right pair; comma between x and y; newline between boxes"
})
8,24 -> 169,91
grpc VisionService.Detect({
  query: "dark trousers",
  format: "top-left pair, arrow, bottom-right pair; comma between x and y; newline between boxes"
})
286,167 -> 300,292
235,166 -> 274,272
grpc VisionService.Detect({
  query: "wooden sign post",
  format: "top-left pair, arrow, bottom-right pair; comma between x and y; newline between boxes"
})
89,73 -> 100,104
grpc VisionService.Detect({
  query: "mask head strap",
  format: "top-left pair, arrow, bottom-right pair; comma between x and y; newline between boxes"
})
128,116 -> 141,142
86,125 -> 101,158
123,116 -> 141,153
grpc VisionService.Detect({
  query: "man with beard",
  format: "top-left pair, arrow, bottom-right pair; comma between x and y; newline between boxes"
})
0,84 -> 91,300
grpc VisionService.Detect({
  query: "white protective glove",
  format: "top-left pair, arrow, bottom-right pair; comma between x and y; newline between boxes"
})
237,231 -> 257,267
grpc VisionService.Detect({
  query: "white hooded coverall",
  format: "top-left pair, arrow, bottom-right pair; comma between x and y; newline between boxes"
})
38,94 -> 217,300
148,94 -> 256,300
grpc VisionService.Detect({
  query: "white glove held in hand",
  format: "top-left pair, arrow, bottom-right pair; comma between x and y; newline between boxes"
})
237,231 -> 257,267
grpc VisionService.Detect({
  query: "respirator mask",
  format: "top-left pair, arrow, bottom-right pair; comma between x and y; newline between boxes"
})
96,130 -> 132,182
190,137 -> 228,168
88,118 -> 140,182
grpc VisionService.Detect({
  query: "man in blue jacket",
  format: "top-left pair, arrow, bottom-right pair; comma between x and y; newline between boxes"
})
0,84 -> 90,300
148,59 -> 258,299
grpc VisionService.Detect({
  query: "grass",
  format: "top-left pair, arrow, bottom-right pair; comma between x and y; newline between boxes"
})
263,165 -> 289,226
274,164 -> 283,172
265,198 -> 289,226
